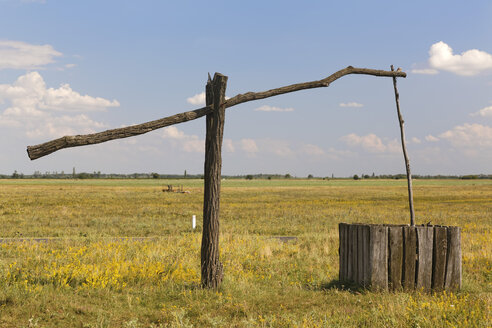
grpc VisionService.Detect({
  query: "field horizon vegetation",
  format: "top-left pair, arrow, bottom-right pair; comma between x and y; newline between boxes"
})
0,178 -> 490,327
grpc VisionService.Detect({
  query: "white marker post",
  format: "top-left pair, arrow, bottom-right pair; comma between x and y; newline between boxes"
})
192,215 -> 196,230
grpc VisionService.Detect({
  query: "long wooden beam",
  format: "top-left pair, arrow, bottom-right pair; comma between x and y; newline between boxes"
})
26,66 -> 406,160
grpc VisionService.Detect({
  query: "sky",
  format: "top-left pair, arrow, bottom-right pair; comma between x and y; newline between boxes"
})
0,0 -> 491,177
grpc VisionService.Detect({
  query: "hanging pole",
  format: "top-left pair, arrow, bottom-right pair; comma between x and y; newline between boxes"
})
391,65 -> 415,226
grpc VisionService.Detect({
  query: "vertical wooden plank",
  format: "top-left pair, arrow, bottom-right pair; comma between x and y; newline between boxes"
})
369,225 -> 388,290
362,225 -> 370,287
339,223 -> 346,281
344,223 -> 349,282
389,226 -> 403,290
351,224 -> 358,283
445,226 -> 462,291
357,225 -> 364,285
416,226 -> 433,291
432,226 -> 447,291
347,224 -> 353,282
403,226 -> 417,290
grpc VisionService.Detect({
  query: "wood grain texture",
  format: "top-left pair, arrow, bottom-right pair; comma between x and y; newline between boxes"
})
388,226 -> 403,290
357,225 -> 364,285
403,226 -> 417,290
445,226 -> 462,291
351,225 -> 359,283
362,224 -> 370,287
201,73 -> 227,289
339,223 -> 347,281
416,226 -> 434,291
27,67 -> 406,160
369,225 -> 388,290
347,224 -> 354,282
432,226 -> 448,291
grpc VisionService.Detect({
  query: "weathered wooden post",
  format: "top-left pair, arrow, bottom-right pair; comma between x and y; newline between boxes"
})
201,73 -> 227,289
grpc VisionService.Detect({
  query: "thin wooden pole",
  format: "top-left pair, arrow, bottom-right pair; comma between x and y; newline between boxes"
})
391,65 -> 415,226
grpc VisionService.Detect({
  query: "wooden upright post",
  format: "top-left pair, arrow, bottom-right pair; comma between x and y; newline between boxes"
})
391,65 -> 415,226
201,73 -> 228,289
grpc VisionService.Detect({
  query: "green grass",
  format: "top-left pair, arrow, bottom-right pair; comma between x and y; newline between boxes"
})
0,179 -> 490,327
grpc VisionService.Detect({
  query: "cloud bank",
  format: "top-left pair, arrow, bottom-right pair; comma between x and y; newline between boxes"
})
0,40 -> 61,70
339,102 -> 363,108
186,92 -> 205,105
415,41 -> 492,76
340,133 -> 399,153
471,106 -> 492,118
0,72 -> 119,138
254,105 -> 294,112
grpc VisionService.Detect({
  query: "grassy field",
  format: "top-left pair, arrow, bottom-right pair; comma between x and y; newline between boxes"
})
0,179 -> 490,327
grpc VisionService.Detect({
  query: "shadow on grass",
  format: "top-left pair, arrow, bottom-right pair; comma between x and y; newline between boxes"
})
309,279 -> 368,294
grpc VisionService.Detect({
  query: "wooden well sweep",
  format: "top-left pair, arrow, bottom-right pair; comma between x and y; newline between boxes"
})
339,223 -> 462,291
26,66 -> 407,289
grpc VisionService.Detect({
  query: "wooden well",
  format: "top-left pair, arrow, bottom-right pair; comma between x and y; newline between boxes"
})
338,223 -> 461,291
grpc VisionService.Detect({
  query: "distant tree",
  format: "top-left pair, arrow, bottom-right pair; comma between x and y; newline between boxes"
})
77,172 -> 90,179
151,172 -> 159,179
285,173 -> 291,179
307,174 -> 314,179
363,174 -> 370,179
267,176 -> 272,180
184,170 -> 187,178
12,171 -> 19,179
245,174 -> 253,180
353,174 -> 359,180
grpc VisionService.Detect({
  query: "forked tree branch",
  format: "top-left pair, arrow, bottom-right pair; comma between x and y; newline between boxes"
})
27,66 -> 406,160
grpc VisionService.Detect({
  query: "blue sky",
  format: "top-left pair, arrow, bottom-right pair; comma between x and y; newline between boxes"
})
0,0 -> 491,176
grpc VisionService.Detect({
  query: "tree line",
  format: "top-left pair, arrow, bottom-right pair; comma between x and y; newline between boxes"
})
2,171 -> 491,180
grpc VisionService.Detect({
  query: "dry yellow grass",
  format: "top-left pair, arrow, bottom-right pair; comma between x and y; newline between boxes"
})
0,179 -> 490,327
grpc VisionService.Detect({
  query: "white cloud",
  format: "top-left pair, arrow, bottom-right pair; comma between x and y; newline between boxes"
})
161,126 -> 186,140
25,114 -> 106,138
439,123 -> 492,148
470,106 -> 492,118
223,139 -> 235,153
340,133 -> 399,153
425,135 -> 440,142
186,91 -> 230,106
254,105 -> 294,112
261,139 -> 294,157
186,92 -> 205,105
302,144 -> 325,156
240,139 -> 258,154
0,72 -> 119,138
410,137 -> 421,144
339,102 -> 363,108
0,72 -> 119,114
0,40 -> 61,70
428,41 -> 492,76
411,68 -> 439,75
161,126 -> 204,153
